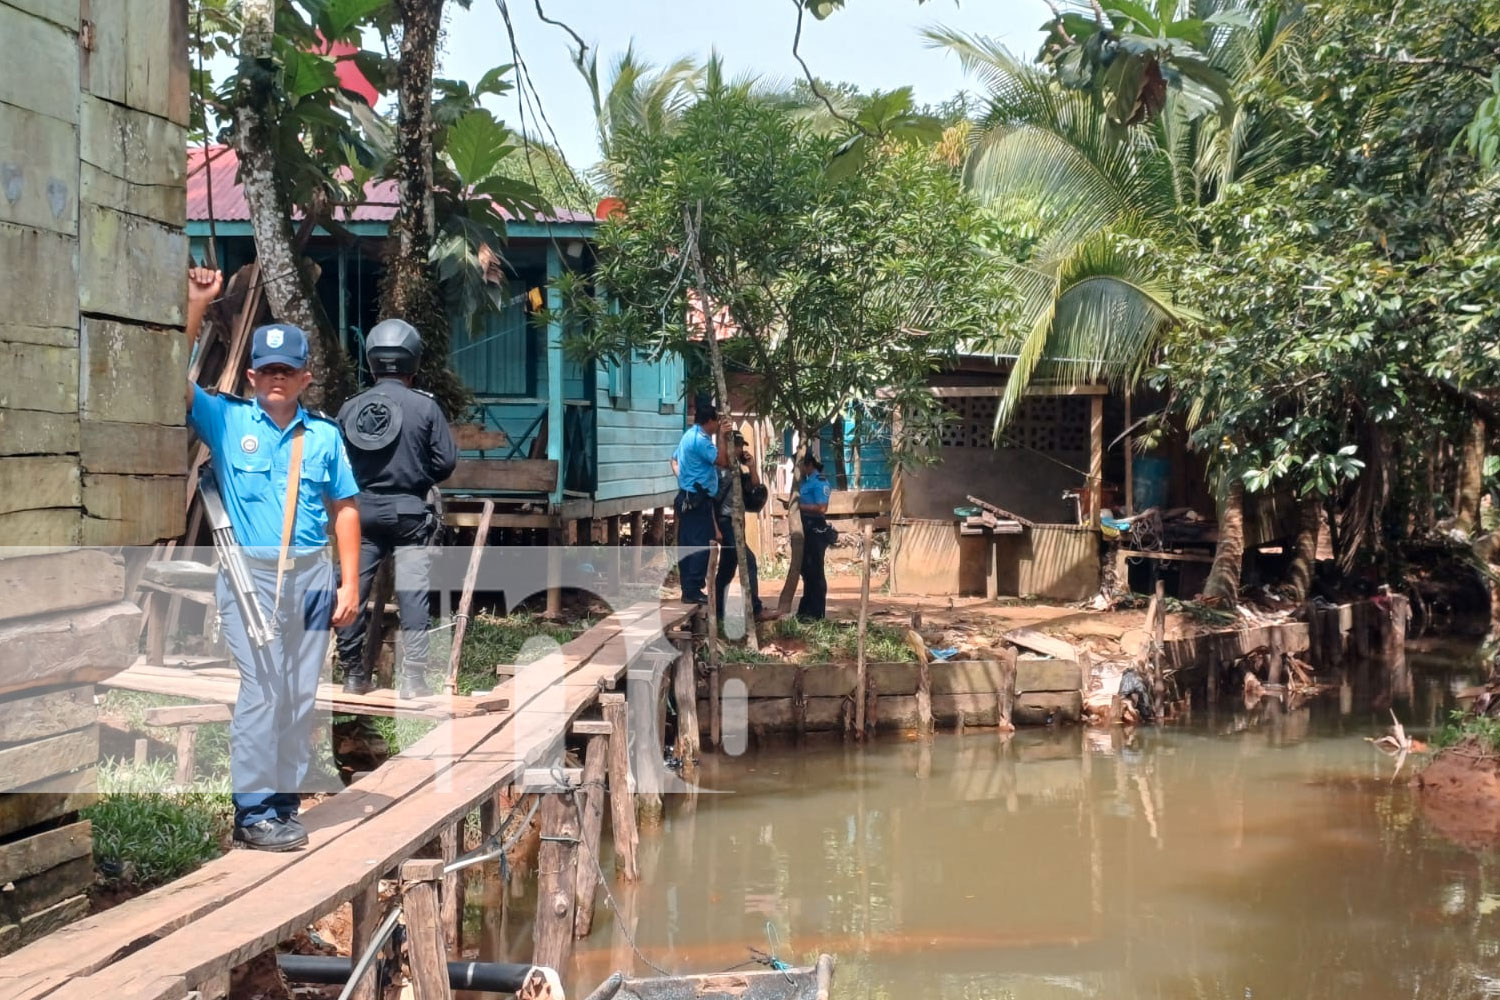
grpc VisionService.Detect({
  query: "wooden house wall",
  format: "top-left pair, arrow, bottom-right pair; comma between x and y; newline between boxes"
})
592,350 -> 685,503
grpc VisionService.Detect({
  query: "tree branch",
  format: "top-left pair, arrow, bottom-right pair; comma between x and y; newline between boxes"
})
532,0 -> 589,71
790,0 -> 865,134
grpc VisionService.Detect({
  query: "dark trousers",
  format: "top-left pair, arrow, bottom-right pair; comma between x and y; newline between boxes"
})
715,514 -> 762,617
797,517 -> 831,620
677,494 -> 716,601
334,496 -> 435,679
216,557 -> 335,828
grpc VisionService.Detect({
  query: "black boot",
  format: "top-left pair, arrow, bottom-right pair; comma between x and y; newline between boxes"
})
342,668 -> 376,696
397,668 -> 432,700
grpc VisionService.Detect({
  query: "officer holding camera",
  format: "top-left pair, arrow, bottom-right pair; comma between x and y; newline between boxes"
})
333,319 -> 459,699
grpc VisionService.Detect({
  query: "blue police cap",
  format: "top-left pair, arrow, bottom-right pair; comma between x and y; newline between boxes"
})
250,324 -> 311,370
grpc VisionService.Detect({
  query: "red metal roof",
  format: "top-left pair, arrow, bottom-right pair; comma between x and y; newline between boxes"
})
186,145 -> 596,226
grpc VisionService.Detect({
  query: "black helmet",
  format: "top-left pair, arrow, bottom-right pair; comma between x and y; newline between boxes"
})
366,318 -> 422,376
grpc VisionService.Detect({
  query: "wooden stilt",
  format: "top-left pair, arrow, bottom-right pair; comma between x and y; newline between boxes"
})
134,738 -> 148,767
402,859 -> 452,1000
955,710 -> 967,736
174,725 -> 198,786
864,674 -> 879,736
532,792 -> 579,972
651,507 -> 666,547
997,647 -> 1017,732
915,655 -> 934,735
608,516 -> 622,593
573,736 -> 609,939
601,694 -> 639,881
630,510 -> 644,580
792,666 -> 807,739
854,521 -> 874,738
546,524 -> 564,619
349,882 -> 381,1000
440,820 -> 461,957
674,640 -> 700,764
445,500 -> 495,695
146,592 -> 167,666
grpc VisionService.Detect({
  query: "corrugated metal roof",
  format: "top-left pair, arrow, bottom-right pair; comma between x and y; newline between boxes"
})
186,145 -> 596,226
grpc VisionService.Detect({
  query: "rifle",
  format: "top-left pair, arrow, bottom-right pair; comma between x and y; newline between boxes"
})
199,466 -> 275,648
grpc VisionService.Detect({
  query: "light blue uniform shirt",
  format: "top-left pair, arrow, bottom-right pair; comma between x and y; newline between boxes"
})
673,425 -> 718,494
799,471 -> 832,508
189,384 -> 359,554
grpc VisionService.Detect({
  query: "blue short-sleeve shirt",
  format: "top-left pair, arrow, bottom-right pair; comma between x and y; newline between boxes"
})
189,384 -> 359,554
799,471 -> 832,508
673,425 -> 718,493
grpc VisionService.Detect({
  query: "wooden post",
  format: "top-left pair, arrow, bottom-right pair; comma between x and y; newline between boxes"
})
601,694 -> 639,880
695,609 -> 720,750
546,523 -> 564,619
573,735 -> 609,939
854,520 -> 874,737
146,591 -> 167,666
1151,579 -> 1166,713
630,510 -> 644,580
651,507 -> 666,547
402,859 -> 452,1000
674,640 -> 700,763
608,516 -> 622,592
440,819 -> 461,957
997,647 -> 1017,732
915,654 -> 934,735
532,792 -> 579,972
706,541 -> 719,647
445,499 -> 495,695
134,738 -> 148,767
349,882 -> 381,1000
174,725 -> 198,786
1089,394 -> 1104,528
793,666 -> 807,739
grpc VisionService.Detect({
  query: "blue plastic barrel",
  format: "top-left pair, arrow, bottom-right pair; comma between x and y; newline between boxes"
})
1133,456 -> 1170,511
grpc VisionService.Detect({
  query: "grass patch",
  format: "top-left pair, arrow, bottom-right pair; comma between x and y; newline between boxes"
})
367,714 -> 440,756
83,759 -> 232,891
99,690 -> 233,780
1435,710 -> 1500,754
715,618 -> 916,664
426,612 -> 585,696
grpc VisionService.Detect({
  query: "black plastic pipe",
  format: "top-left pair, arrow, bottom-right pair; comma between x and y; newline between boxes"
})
275,953 -> 535,992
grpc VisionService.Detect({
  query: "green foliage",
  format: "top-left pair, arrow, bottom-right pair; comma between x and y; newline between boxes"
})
84,760 -> 232,891
1435,709 -> 1500,754
569,88 -> 1012,458
425,612 -> 583,696
1463,69 -> 1500,171
721,617 -> 915,663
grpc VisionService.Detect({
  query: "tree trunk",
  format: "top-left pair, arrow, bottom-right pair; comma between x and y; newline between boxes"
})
1457,416 -> 1487,536
684,207 -> 758,651
234,0 -> 354,411
777,438 -> 810,617
831,417 -> 848,491
1203,480 -> 1245,604
1286,493 -> 1322,603
380,0 -> 469,418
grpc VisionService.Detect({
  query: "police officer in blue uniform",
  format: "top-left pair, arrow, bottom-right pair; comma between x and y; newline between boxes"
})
672,403 -> 726,604
333,319 -> 459,699
185,268 -> 361,852
796,453 -> 834,620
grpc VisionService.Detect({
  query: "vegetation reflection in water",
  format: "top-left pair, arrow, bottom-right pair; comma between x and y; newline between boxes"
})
467,640 -> 1500,1000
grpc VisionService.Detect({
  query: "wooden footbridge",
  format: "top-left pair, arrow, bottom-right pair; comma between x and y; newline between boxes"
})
0,601 -> 706,1000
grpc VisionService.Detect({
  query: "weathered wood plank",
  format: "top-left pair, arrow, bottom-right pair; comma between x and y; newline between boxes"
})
0,510 -> 82,548
79,320 -> 185,424
531,792 -> 578,973
0,550 -> 123,623
0,601 -> 140,698
572,735 -> 608,939
0,5 -> 79,123
446,459 -> 558,494
0,820 -> 91,886
79,422 -> 187,476
0,339 -> 78,414
0,684 -> 96,744
0,855 -> 93,926
602,694 -> 638,882
142,703 -> 232,728
0,458 -> 80,516
0,894 -> 90,957
39,975 -> 188,1000
0,768 -> 98,839
0,727 -> 97,793
0,103 -> 77,234
0,410 -> 80,456
79,96 -> 186,227
81,475 -> 185,545
83,0 -> 188,126
1003,628 -> 1078,661
78,208 -> 187,328
3,0 -> 80,30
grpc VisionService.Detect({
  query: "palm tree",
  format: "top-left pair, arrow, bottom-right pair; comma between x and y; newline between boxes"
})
584,46 -> 702,192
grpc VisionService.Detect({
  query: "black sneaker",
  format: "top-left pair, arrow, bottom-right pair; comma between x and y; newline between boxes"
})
342,672 -> 375,696
233,818 -> 308,852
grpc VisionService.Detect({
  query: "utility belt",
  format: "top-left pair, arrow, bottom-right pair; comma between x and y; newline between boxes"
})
245,549 -> 331,572
676,484 -> 714,512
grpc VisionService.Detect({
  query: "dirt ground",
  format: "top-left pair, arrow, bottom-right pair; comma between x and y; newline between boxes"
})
1416,740 -> 1500,848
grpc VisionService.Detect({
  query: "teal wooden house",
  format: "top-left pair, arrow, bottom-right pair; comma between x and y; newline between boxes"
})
187,146 -> 688,536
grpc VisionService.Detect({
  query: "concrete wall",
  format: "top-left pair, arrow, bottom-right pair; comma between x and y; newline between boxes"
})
901,443 -> 1087,523
1,0 -> 190,547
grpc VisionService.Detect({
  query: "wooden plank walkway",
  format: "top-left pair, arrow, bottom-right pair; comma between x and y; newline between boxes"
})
103,657 -> 499,718
0,601 -> 698,1000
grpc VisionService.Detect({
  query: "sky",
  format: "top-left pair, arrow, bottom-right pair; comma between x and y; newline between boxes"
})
436,0 -> 1054,174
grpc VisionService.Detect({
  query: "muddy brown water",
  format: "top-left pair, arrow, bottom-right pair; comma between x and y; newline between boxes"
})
471,634 -> 1500,1000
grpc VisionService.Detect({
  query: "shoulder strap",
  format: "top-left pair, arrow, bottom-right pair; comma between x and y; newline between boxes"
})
275,425 -> 306,602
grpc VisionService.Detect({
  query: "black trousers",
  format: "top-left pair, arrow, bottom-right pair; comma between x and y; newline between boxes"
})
797,516 -> 831,620
334,494 -> 436,677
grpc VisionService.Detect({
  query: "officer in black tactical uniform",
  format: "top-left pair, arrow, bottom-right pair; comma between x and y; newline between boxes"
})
334,319 -> 459,699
